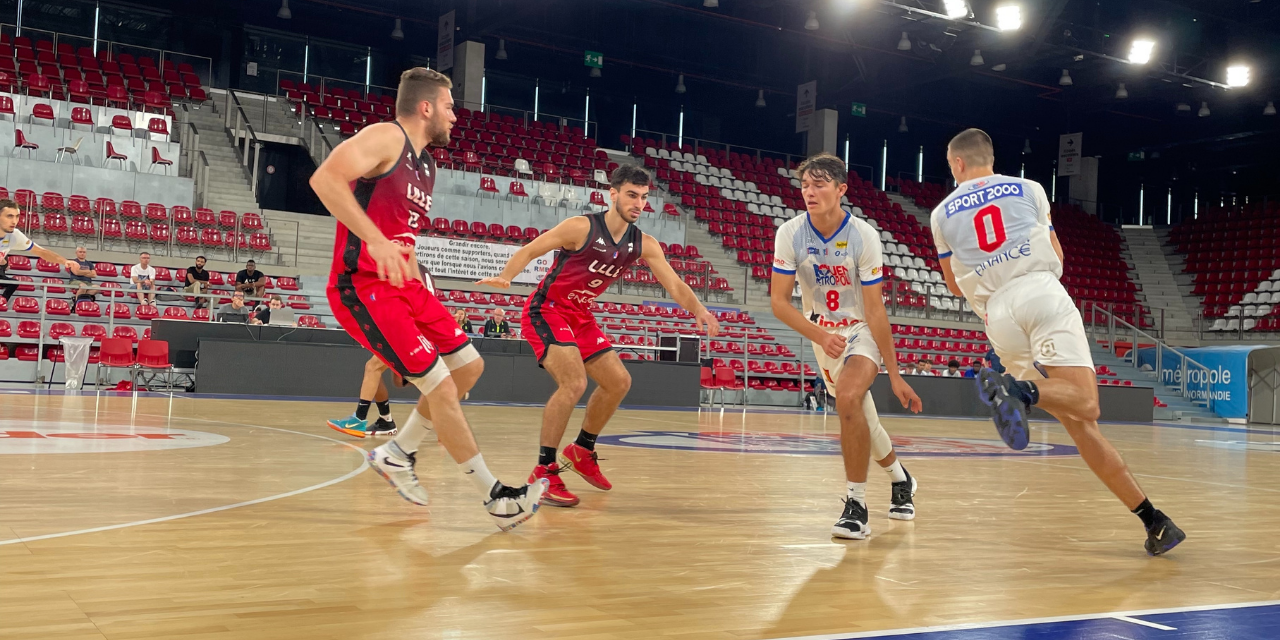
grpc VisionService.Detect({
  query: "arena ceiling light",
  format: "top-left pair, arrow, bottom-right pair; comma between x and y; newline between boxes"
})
390,18 -> 404,41
995,5 -> 1021,31
755,90 -> 766,108
898,116 -> 908,133
1115,83 -> 1128,99
1128,39 -> 1155,64
495,39 -> 507,60
1175,102 -> 1191,113
675,74 -> 687,94
1226,65 -> 1251,88
970,49 -> 984,66
703,0 -> 718,7
991,63 -> 1007,71
805,11 -> 820,30
277,0 -> 291,19
1266,101 -> 1277,116
897,32 -> 912,50
1198,101 -> 1210,117
1058,69 -> 1072,86
942,0 -> 968,19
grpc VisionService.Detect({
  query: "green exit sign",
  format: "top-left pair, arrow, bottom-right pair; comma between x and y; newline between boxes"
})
584,51 -> 603,68
1128,151 -> 1145,161
851,102 -> 867,117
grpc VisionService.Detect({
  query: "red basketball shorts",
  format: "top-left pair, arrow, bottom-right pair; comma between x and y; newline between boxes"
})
521,303 -> 612,364
328,273 -> 471,378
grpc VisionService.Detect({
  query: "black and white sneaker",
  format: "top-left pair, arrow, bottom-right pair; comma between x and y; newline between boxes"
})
889,469 -> 917,521
485,479 -> 548,532
369,417 -> 398,436
1144,511 -> 1186,556
832,497 -> 870,540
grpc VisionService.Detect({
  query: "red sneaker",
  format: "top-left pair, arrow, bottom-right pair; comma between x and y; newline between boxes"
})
559,443 -> 612,491
529,463 -> 579,507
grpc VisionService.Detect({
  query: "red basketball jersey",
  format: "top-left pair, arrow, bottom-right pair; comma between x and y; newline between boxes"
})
330,123 -> 436,280
528,213 -> 643,314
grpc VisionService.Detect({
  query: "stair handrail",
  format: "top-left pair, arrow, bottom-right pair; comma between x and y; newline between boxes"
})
173,107 -> 211,209
224,89 -> 265,202
298,106 -> 334,167
1084,300 -> 1217,415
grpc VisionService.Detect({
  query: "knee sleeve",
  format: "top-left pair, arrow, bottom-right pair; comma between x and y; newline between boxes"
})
864,391 -> 894,461
443,344 -> 481,370
405,359 -> 451,396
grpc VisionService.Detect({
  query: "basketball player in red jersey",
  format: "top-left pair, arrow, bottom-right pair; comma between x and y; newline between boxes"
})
478,165 -> 720,506
310,67 -> 545,531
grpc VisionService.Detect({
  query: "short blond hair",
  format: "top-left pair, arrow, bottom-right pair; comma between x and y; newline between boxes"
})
395,67 -> 453,117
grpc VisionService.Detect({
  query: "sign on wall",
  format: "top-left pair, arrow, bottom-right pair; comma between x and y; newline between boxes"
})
584,50 -> 604,69
437,10 -> 456,71
850,102 -> 867,118
415,236 -> 554,285
1137,344 -> 1266,420
796,81 -> 817,133
1057,132 -> 1082,176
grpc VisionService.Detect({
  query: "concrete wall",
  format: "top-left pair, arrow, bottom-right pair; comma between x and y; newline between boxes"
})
2,157 -> 193,208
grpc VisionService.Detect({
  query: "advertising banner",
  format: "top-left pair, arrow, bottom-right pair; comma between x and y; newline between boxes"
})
414,236 -> 554,285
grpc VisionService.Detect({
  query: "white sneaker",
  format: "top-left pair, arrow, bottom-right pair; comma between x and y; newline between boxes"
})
367,443 -> 430,506
485,479 -> 549,531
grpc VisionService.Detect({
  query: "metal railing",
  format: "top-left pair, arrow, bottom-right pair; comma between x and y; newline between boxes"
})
1084,300 -> 1217,414
0,23 -> 215,88
1196,307 -> 1277,342
223,90 -> 265,201
299,106 -> 336,167
174,107 -> 211,209
632,128 -> 803,169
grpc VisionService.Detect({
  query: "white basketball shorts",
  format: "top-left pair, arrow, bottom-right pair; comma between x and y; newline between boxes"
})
984,271 -> 1093,381
812,322 -> 882,386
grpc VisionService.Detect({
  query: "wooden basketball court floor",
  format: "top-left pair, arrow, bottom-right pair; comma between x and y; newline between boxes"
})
3,391 -> 1280,640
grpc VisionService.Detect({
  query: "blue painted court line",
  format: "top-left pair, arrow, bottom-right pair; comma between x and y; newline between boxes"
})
772,600 -> 1280,639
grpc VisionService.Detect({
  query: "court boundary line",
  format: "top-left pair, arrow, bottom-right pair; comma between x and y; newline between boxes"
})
0,410 -> 370,547
763,599 -> 1280,640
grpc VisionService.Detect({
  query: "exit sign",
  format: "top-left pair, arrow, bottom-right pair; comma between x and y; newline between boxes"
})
1128,151 -> 1145,161
851,102 -> 867,117
584,51 -> 603,68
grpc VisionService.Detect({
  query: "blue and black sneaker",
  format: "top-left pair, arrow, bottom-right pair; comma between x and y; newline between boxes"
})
1144,511 -> 1186,556
976,369 -> 1030,450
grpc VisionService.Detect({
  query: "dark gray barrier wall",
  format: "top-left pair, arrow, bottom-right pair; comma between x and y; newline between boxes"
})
194,339 -> 701,406
868,375 -> 1153,422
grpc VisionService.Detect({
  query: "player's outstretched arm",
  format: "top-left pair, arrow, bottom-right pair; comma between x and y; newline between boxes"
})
862,280 -> 921,412
23,242 -> 76,272
309,123 -> 414,287
769,270 -> 844,359
641,234 -> 719,337
476,216 -> 590,289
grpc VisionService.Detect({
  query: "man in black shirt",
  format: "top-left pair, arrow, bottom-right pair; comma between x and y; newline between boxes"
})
185,255 -> 211,309
234,259 -> 266,301
482,307 -> 511,338
69,246 -> 97,302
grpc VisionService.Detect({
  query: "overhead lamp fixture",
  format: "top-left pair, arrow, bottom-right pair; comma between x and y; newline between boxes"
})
1265,101 -> 1277,116
755,89 -> 766,108
1022,139 -> 1031,155
1128,39 -> 1155,64
277,0 -> 291,19
805,11 -> 819,30
1176,102 -> 1191,113
1226,65 -> 1251,88
590,66 -> 601,78
675,74 -> 686,94
495,39 -> 507,60
991,63 -> 1007,71
1058,69 -> 1072,86
703,0 -> 718,6
1115,83 -> 1128,99
970,49 -> 984,66
943,0 -> 968,19
898,116 -> 908,133
1198,101 -> 1210,117
897,32 -> 912,50
995,5 -> 1021,31
390,18 -> 404,41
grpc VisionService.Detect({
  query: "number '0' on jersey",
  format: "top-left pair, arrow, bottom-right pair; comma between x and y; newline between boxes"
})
929,174 -> 1061,317
771,211 -> 884,327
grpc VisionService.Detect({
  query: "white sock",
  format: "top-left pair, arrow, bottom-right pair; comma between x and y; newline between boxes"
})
883,459 -> 908,483
392,409 -> 432,454
460,453 -> 499,497
846,482 -> 866,503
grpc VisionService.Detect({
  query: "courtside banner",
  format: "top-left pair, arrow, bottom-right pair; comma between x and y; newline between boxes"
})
1137,344 -> 1265,419
415,236 -> 554,285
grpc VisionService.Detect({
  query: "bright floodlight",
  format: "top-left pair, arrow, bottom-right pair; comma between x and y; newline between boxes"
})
1226,65 -> 1251,88
943,0 -> 968,19
1129,39 -> 1155,64
995,5 -> 1021,31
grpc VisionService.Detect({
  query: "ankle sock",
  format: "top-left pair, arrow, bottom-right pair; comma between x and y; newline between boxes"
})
538,446 -> 557,467
574,430 -> 599,451
846,482 -> 866,503
1132,498 -> 1158,529
375,400 -> 392,420
884,460 -> 908,483
460,453 -> 499,497
392,410 -> 432,454
355,400 -> 372,420
1010,378 -> 1040,405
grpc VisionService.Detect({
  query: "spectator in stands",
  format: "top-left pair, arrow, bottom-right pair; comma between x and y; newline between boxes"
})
915,361 -> 934,376
964,360 -> 983,378
216,291 -> 251,323
251,295 -> 294,326
185,255 -> 211,309
234,259 -> 266,301
0,198 -> 76,300
131,252 -> 158,305
454,308 -> 474,334
940,359 -> 964,378
483,307 -> 511,337
69,246 -> 97,302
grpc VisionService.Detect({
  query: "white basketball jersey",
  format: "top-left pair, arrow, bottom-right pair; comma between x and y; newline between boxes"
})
930,174 -> 1060,318
772,210 -> 883,327
0,228 -> 33,260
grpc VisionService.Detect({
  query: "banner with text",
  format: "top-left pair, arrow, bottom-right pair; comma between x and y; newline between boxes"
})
796,81 -> 817,133
415,236 -> 554,285
1057,132 -> 1082,176
1136,344 -> 1266,419
437,10 -> 456,71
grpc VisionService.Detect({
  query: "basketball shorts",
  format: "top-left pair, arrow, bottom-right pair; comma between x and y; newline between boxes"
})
984,271 -> 1093,381
328,274 -> 473,382
522,303 -> 612,365
811,321 -> 881,386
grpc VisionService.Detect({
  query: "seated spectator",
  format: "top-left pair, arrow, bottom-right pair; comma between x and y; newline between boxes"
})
454,307 -> 474,334
131,252 -> 157,305
185,255 -> 211,309
69,246 -> 97,301
940,359 -> 964,377
234,259 -> 266,301
964,360 -> 984,378
916,360 -> 934,376
483,307 -> 511,338
217,291 -> 251,323
251,295 -> 294,326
